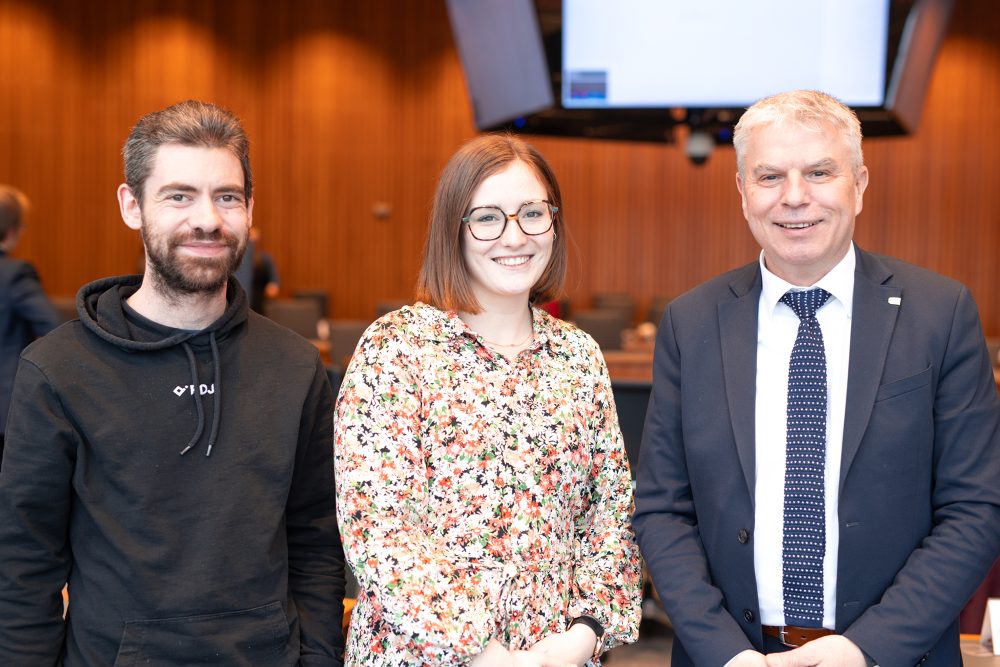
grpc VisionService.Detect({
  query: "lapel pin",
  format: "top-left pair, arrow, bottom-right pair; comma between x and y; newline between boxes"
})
888,296 -> 902,306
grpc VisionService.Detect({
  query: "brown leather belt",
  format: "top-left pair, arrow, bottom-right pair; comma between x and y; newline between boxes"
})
762,625 -> 835,647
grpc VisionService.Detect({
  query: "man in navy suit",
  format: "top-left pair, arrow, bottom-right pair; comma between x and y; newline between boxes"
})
634,90 -> 1000,666
0,186 -> 60,461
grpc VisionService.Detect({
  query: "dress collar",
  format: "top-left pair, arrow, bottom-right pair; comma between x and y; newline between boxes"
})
408,302 -> 558,352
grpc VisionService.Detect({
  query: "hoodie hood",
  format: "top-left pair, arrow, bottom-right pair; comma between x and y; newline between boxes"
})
76,274 -> 248,351
76,275 -> 249,456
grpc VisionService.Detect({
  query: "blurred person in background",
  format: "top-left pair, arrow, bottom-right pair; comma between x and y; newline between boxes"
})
0,185 -> 61,463
235,226 -> 280,313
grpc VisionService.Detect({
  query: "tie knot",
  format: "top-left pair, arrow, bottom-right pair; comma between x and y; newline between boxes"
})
781,288 -> 831,322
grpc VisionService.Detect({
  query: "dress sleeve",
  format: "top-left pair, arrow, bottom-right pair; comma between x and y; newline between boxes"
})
0,359 -> 76,663
567,345 -> 643,654
287,359 -> 346,666
334,322 -> 495,664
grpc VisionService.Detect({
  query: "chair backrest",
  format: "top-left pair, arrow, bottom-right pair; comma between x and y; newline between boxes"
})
292,289 -> 330,318
572,308 -> 632,351
375,299 -> 410,317
50,296 -> 78,323
326,364 -> 344,402
593,291 -> 634,308
265,298 -> 322,339
646,294 -> 673,326
611,379 -> 651,479
986,336 -> 1000,367
539,298 -> 571,320
327,319 -> 372,366
592,292 -> 635,323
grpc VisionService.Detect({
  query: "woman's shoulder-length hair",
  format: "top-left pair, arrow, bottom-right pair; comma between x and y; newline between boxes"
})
415,133 -> 567,314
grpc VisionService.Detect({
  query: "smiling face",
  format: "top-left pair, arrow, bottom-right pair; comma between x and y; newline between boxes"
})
461,160 -> 554,310
119,143 -> 252,296
737,120 -> 868,286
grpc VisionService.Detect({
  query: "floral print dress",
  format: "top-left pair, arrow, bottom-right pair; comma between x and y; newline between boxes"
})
334,303 -> 641,666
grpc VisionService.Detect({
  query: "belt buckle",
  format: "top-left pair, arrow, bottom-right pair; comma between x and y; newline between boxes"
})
778,627 -> 797,648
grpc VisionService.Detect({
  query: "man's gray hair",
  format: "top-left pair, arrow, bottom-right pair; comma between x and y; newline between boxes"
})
733,90 -> 864,180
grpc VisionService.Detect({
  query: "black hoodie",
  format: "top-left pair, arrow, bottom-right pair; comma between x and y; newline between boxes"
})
0,276 -> 345,666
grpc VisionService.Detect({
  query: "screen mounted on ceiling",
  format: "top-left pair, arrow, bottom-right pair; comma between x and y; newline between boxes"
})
562,0 -> 891,109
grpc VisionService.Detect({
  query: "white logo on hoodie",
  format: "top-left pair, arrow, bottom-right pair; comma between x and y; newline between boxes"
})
173,384 -> 216,397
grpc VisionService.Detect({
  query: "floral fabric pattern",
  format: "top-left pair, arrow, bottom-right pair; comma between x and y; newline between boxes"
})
335,303 -> 641,666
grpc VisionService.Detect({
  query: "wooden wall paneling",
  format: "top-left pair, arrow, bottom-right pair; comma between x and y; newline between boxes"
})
0,0 -> 998,333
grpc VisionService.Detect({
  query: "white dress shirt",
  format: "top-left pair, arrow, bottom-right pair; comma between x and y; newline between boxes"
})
754,244 -> 855,629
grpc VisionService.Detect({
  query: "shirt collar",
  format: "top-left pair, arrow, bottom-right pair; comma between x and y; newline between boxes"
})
759,243 -> 856,318
410,302 -> 557,351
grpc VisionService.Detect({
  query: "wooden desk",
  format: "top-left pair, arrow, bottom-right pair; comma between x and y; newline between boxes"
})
603,350 -> 654,383
310,339 -> 333,367
962,635 -> 999,664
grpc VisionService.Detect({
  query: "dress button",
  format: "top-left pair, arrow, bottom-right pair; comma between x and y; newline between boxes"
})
737,528 -> 750,544
743,609 -> 754,623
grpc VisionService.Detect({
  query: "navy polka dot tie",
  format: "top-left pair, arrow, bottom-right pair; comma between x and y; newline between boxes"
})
780,287 -> 830,627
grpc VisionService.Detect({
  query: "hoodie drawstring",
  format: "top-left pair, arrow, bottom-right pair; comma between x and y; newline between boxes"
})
179,343 -> 205,456
178,332 -> 222,457
76,275 -> 246,460
205,333 -> 222,456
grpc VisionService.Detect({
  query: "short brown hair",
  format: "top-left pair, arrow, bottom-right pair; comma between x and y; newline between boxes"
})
0,185 -> 29,242
122,100 -> 252,207
415,134 -> 567,313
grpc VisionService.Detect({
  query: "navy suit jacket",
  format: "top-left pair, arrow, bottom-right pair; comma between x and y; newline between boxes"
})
0,254 -> 60,433
634,248 -> 1000,667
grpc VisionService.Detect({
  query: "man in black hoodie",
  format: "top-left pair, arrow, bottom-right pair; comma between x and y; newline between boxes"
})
0,101 -> 346,666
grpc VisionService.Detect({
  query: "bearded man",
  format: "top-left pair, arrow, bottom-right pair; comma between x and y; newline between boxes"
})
0,100 -> 346,666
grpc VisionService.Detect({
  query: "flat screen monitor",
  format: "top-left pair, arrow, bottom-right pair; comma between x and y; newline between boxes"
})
562,0 -> 891,109
445,0 -> 554,130
885,0 -> 955,132
445,0 -> 952,139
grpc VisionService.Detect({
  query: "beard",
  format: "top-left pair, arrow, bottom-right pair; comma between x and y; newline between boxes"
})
141,221 -> 247,297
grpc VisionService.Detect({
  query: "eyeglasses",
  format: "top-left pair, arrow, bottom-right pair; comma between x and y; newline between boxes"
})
462,200 -> 557,241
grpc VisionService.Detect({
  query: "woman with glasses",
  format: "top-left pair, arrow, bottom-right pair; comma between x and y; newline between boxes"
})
335,134 -> 641,666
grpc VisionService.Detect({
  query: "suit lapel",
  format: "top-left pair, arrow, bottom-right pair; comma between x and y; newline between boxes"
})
839,249 -> 901,489
719,264 -> 762,503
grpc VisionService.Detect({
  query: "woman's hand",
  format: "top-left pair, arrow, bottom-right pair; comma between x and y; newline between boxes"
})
470,639 -> 514,667
470,638 -> 579,667
527,624 -> 598,666
511,649 -> 577,667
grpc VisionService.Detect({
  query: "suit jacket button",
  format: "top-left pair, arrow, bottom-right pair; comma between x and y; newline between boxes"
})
738,528 -> 750,544
743,609 -> 754,623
